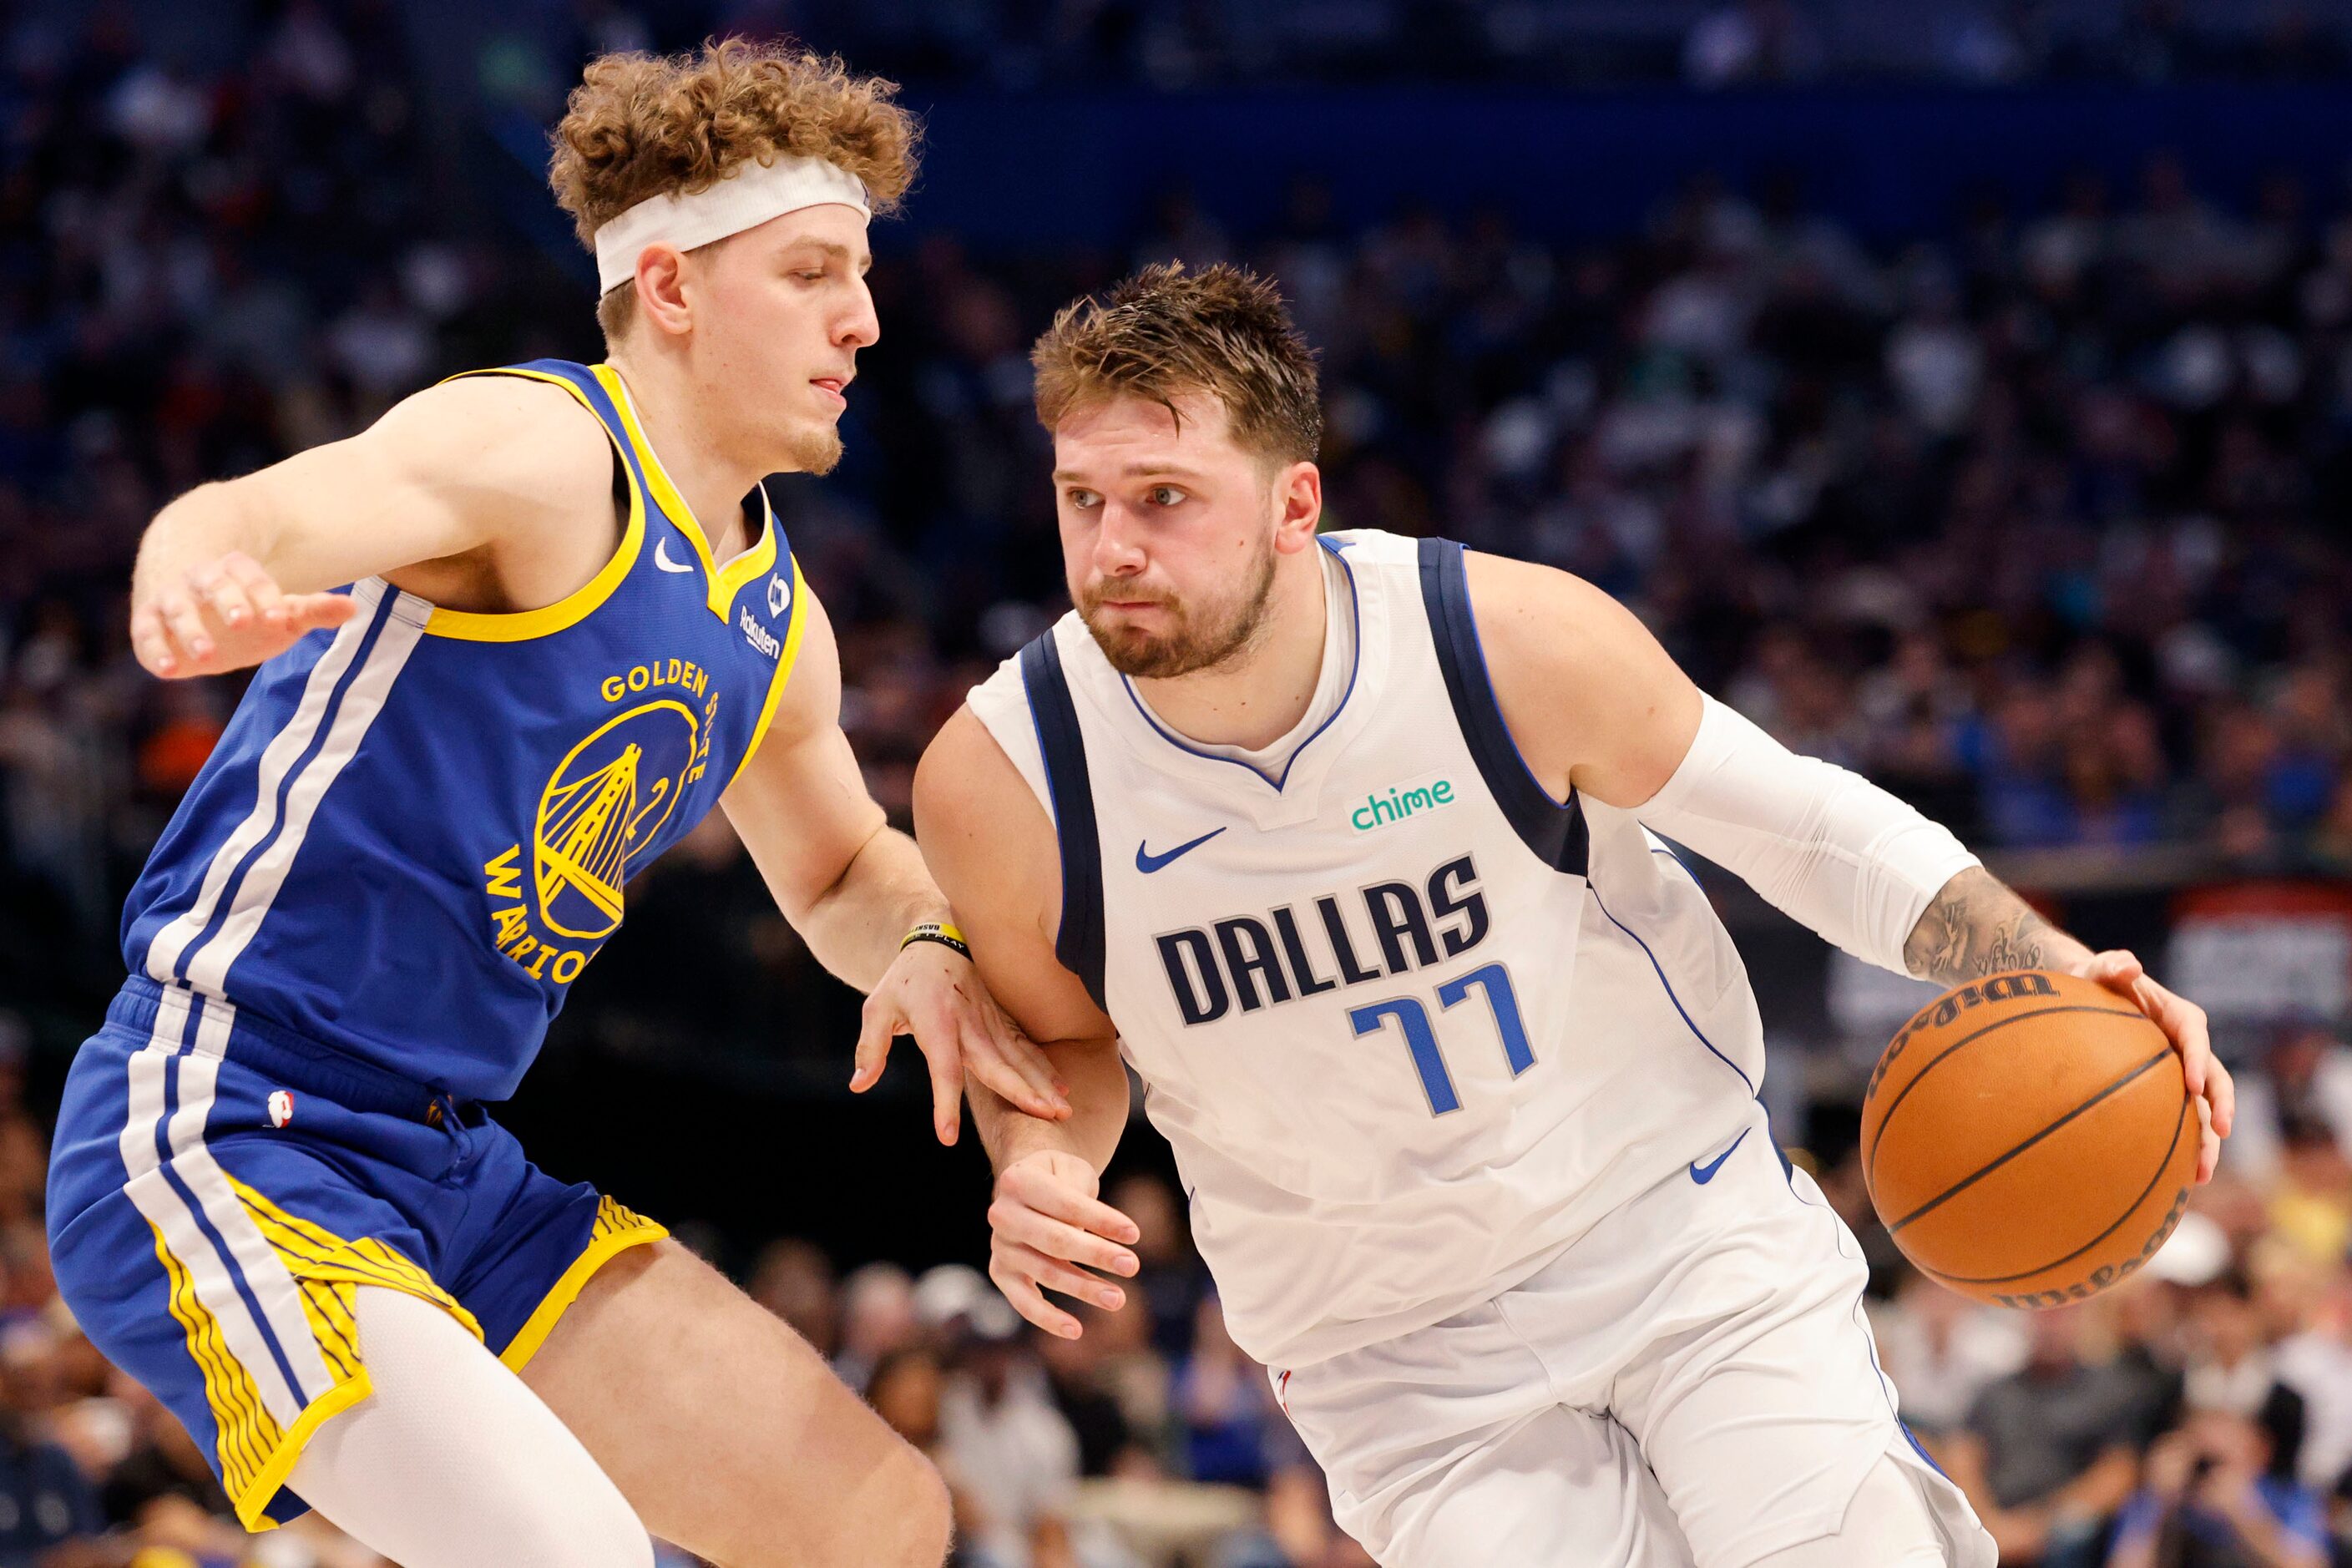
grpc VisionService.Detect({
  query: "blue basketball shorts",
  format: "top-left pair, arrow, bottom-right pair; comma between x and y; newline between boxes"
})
45,979 -> 668,1531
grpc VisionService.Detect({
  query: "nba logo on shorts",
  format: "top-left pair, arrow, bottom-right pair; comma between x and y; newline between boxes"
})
267,1090 -> 295,1129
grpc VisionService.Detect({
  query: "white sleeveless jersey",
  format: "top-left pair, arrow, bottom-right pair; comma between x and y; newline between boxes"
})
968,530 -> 1770,1368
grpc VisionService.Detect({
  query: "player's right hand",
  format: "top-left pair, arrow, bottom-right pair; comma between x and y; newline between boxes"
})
133,551 -> 357,679
987,1147 -> 1141,1339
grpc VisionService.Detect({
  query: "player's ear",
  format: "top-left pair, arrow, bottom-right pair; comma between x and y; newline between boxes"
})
1273,461 -> 1322,550
634,245 -> 695,339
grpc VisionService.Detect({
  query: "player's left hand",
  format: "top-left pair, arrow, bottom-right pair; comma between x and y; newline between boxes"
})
850,940 -> 1070,1145
2071,949 -> 2232,1185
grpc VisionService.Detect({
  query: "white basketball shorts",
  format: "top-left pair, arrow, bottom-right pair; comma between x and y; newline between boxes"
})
1267,1102 -> 1999,1567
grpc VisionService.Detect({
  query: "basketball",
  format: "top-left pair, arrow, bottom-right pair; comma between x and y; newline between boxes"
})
1861,969 -> 2198,1310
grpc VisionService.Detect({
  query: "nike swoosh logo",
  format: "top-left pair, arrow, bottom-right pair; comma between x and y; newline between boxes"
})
1136,827 -> 1225,873
654,539 -> 694,574
1689,1128 -> 1750,1185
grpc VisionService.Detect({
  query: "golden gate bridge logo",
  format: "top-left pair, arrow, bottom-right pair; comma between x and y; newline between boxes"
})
534,700 -> 699,940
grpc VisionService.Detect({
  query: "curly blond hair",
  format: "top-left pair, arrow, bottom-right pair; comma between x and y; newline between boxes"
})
549,38 -> 919,338
1032,263 -> 1323,464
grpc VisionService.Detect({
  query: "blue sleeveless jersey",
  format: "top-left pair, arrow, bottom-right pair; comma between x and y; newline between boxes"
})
119,360 -> 809,1101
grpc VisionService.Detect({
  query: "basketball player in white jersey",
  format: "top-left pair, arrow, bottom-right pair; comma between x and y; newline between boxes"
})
914,263 -> 2233,1567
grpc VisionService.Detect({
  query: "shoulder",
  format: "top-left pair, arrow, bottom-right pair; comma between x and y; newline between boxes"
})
918,704 -> 1049,837
1453,547 -> 1700,807
361,373 -> 614,516
1457,549 -> 1651,677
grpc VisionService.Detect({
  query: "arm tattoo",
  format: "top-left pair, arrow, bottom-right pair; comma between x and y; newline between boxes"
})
1902,866 -> 2089,986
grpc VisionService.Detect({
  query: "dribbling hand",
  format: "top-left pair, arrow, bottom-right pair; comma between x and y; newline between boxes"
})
133,551 -> 358,679
2070,948 -> 2233,1184
987,1148 -> 1140,1338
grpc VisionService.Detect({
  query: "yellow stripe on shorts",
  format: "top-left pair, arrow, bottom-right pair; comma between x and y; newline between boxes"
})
498,1193 -> 669,1373
227,1175 -> 483,1346
153,1179 -> 485,1530
149,1220 -> 285,1510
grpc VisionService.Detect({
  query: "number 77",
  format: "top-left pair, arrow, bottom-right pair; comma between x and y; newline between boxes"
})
1348,962 -> 1535,1116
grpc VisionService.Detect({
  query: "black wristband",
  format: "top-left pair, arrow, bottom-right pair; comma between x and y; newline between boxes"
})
900,923 -> 972,961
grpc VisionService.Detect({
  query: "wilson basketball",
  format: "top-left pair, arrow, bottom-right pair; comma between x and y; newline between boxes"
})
1861,969 -> 2197,1310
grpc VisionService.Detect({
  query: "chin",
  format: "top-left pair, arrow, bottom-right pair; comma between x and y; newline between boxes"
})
777,422 -> 844,477
1090,620 -> 1214,680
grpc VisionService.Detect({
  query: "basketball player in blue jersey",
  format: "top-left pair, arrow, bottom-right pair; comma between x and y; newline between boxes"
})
915,264 -> 2237,1568
45,42 -> 1066,1568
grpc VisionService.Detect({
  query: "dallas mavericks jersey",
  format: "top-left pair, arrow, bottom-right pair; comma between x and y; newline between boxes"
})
968,529 -> 1769,1368
121,361 -> 807,1102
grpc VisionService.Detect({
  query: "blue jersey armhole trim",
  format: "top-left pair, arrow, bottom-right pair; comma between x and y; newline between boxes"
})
1019,633 -> 1108,1013
1115,535 -> 1363,792
1415,536 -> 1588,874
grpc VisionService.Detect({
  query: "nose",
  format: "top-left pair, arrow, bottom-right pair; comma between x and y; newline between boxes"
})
1090,503 -> 1148,578
837,272 -> 879,351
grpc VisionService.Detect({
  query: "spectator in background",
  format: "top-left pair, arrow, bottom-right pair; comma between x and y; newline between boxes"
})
2263,1118 -> 2352,1271
2179,1272 -> 2309,1480
0,1346 -> 98,1566
2228,1022 -> 2352,1189
1948,1303 -> 2151,1565
2265,1261 -> 2352,1500
2107,1408 -> 2327,1568
1110,1174 -> 1209,1363
928,1269 -> 1086,1568
749,1237 -> 841,1359
1035,1304 -> 1141,1480
89,1382 -> 250,1560
837,1262 -> 920,1393
1175,1298 -> 1278,1493
2311,776 -> 2352,873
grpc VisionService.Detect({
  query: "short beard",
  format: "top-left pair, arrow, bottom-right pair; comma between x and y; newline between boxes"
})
1080,537 -> 1277,680
784,423 -> 843,477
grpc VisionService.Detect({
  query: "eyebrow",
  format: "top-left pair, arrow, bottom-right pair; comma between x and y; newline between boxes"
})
783,238 -> 873,274
1052,463 -> 1207,483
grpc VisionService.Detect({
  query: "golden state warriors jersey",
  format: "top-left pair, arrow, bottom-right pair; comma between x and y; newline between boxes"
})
121,361 -> 807,1100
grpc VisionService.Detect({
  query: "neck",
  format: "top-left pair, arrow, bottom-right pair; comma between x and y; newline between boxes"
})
1131,546 -> 1329,751
607,341 -> 768,546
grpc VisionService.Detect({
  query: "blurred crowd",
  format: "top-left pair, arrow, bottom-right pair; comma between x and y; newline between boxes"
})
5,1 -> 2349,995
498,0 -> 2352,94
0,1 -> 2350,1563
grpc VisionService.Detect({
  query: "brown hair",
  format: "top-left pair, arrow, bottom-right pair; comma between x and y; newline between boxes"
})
1030,262 -> 1322,463
549,38 -> 919,339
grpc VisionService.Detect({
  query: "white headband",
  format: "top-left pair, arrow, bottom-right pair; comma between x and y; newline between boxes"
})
593,154 -> 870,295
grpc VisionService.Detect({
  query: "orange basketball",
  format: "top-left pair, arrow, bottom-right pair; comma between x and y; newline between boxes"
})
1860,969 -> 2198,1309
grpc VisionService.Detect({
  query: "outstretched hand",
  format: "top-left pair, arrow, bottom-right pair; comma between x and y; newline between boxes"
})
851,940 -> 1070,1145
2071,948 -> 2232,1184
133,551 -> 357,679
